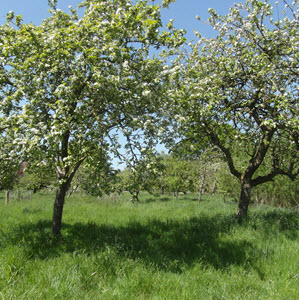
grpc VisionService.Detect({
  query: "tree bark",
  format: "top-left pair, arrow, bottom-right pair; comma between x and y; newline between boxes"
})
236,181 -> 252,220
51,157 -> 85,235
52,183 -> 68,235
5,190 -> 9,205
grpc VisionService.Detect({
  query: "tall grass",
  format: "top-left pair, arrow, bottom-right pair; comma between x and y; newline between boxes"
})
0,191 -> 298,299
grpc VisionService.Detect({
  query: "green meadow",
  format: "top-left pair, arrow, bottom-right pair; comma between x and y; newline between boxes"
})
0,192 -> 298,299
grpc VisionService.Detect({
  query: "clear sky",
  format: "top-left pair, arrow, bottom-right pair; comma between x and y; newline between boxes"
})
1,0 -> 245,39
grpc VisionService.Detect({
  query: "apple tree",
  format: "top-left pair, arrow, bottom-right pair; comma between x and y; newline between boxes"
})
0,0 -> 185,233
171,0 -> 298,218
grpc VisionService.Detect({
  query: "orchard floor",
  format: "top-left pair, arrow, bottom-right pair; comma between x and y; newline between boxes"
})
0,191 -> 298,299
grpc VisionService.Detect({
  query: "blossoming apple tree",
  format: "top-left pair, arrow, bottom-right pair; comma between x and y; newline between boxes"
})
171,0 -> 298,218
0,0 -> 185,234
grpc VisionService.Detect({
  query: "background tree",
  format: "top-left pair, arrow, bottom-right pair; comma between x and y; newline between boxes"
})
116,149 -> 162,202
170,142 -> 221,203
157,154 -> 194,197
78,152 -> 118,197
15,163 -> 55,193
190,152 -> 220,204
0,0 -> 185,234
171,0 -> 298,219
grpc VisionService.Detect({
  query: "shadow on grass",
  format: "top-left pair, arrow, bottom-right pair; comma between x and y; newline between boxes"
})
144,196 -> 172,203
249,208 -> 299,240
143,195 -> 200,203
2,209 -> 297,272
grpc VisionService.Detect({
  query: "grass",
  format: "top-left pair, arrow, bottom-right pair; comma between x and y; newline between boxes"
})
0,191 -> 298,299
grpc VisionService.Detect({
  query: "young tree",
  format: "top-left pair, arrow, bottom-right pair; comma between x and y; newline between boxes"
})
77,152 -> 118,197
0,0 -> 185,233
171,142 -> 221,203
158,154 -> 194,197
116,149 -> 162,202
172,0 -> 298,219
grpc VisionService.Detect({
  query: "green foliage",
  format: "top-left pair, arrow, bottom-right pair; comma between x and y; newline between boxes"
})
0,192 -> 298,299
253,176 -> 299,208
160,155 -> 193,196
15,165 -> 55,192
73,153 -> 118,197
116,156 -> 162,201
217,163 -> 240,202
0,127 -> 21,191
0,167 -> 17,191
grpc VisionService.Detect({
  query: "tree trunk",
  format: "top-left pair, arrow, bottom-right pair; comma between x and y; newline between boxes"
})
198,177 -> 205,204
52,183 -> 68,235
5,190 -> 9,205
51,158 -> 85,235
198,189 -> 203,204
68,183 -> 80,197
131,191 -> 140,203
16,190 -> 20,202
211,179 -> 217,194
237,182 -> 252,220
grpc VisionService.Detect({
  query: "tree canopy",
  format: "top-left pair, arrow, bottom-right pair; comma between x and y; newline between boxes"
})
169,0 -> 298,218
0,0 -> 185,233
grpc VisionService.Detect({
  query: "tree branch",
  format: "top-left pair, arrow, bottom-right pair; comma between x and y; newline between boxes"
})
252,166 -> 298,187
204,123 -> 242,180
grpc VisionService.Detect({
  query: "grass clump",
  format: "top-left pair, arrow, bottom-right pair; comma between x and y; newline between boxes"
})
0,191 -> 298,299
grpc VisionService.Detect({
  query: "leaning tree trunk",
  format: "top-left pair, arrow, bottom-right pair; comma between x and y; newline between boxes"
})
52,182 -> 69,235
236,181 -> 252,220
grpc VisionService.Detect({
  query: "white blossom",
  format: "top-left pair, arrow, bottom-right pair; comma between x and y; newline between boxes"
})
142,90 -> 151,96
